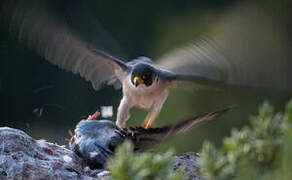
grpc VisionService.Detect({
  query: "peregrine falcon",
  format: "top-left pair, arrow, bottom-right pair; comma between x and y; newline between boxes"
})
85,50 -> 224,128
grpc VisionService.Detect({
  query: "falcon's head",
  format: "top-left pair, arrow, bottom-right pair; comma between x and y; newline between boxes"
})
131,63 -> 157,87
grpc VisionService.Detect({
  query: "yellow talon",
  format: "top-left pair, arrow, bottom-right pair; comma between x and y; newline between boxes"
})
144,120 -> 152,129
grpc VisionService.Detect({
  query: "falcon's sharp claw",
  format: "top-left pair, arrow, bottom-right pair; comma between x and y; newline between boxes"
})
144,123 -> 151,129
115,129 -> 126,137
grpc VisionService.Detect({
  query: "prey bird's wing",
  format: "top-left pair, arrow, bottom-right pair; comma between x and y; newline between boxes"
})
0,0 -> 128,90
128,108 -> 229,150
157,2 -> 292,90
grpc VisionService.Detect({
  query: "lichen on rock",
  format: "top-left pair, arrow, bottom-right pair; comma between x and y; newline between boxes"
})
173,152 -> 202,180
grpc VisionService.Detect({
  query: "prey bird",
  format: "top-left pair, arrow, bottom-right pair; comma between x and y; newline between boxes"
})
1,0 -> 291,128
69,108 -> 229,168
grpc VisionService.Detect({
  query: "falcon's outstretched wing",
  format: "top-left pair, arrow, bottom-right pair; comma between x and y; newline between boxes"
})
0,0 -> 128,90
157,2 -> 292,90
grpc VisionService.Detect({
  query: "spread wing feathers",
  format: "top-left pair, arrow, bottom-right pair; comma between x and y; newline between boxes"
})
161,69 -> 227,90
157,2 -> 292,90
128,107 -> 230,150
1,0 -> 127,90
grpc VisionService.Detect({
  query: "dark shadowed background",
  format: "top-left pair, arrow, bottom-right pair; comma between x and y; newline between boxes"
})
0,0 -> 291,154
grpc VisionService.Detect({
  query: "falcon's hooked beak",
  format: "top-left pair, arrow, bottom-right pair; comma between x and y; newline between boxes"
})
133,76 -> 144,87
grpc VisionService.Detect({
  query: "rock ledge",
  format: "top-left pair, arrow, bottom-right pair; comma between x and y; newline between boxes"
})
0,127 -> 201,180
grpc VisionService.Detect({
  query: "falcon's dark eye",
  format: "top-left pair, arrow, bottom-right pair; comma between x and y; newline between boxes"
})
142,74 -> 147,80
143,73 -> 153,87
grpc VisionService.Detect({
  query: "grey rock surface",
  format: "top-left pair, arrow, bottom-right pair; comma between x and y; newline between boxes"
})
173,152 -> 203,180
0,126 -> 202,180
0,127 -> 109,180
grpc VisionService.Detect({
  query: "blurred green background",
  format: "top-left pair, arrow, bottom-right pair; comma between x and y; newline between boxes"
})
0,0 -> 291,154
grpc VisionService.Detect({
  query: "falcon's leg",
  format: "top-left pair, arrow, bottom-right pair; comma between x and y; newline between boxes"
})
144,91 -> 169,129
143,106 -> 162,129
116,96 -> 132,128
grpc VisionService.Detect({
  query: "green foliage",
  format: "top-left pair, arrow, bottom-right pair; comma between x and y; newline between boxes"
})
200,100 -> 292,180
106,141 -> 184,180
106,100 -> 292,180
